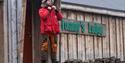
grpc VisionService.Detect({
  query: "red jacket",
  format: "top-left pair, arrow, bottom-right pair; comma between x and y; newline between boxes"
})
39,7 -> 63,35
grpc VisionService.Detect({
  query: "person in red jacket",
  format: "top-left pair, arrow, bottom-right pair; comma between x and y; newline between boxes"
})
39,0 -> 63,62
39,0 -> 63,35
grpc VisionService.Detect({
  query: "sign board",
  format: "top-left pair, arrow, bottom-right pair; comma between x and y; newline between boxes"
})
61,19 -> 106,37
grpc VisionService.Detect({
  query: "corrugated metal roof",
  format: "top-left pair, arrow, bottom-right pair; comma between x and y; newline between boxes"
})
62,0 -> 125,11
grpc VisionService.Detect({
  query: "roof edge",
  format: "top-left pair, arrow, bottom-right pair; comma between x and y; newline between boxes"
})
61,1 -> 125,13
61,3 -> 125,17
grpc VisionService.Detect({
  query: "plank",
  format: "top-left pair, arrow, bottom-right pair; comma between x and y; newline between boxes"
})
123,19 -> 125,60
109,17 -> 117,57
116,18 -> 123,60
61,34 -> 68,63
19,0 -> 27,62
119,18 -> 124,61
77,13 -> 86,61
101,16 -> 110,58
93,15 -> 102,58
77,35 -> 85,60
68,34 -> 77,59
116,18 -> 124,60
67,11 -> 77,60
59,10 -> 68,63
84,13 -> 94,60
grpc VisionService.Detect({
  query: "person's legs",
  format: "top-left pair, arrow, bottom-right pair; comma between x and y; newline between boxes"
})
49,34 -> 57,63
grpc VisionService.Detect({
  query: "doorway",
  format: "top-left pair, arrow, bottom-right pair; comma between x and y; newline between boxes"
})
23,0 -> 60,63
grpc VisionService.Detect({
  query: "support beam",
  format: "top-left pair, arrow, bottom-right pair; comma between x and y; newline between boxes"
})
5,0 -> 23,63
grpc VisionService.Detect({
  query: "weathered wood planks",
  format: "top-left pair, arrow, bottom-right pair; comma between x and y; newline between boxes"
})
84,13 -> 94,60
60,11 -> 68,63
109,17 -> 117,57
59,10 -> 125,62
77,12 -> 86,61
67,11 -> 77,60
101,16 -> 110,58
123,19 -> 125,60
61,34 -> 68,62
93,15 -> 102,59
119,18 -> 124,60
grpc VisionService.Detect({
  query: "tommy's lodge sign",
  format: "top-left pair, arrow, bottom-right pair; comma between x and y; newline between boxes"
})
61,19 -> 106,36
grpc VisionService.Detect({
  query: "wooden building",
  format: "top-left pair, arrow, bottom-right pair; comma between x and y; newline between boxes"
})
30,0 -> 125,63
58,1 -> 125,62
1,0 -> 125,63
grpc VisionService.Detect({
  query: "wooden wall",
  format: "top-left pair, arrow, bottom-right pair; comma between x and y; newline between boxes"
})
57,9 -> 125,63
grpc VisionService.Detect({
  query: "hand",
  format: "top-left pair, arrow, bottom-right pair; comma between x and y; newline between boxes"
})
48,6 -> 52,10
52,5 -> 56,10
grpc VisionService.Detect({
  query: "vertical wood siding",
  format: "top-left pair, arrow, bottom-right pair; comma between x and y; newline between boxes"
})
123,19 -> 125,60
84,13 -> 94,60
93,15 -> 102,59
109,16 -> 117,57
77,12 -> 86,61
67,11 -> 77,60
101,16 -> 110,58
58,10 -> 125,63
